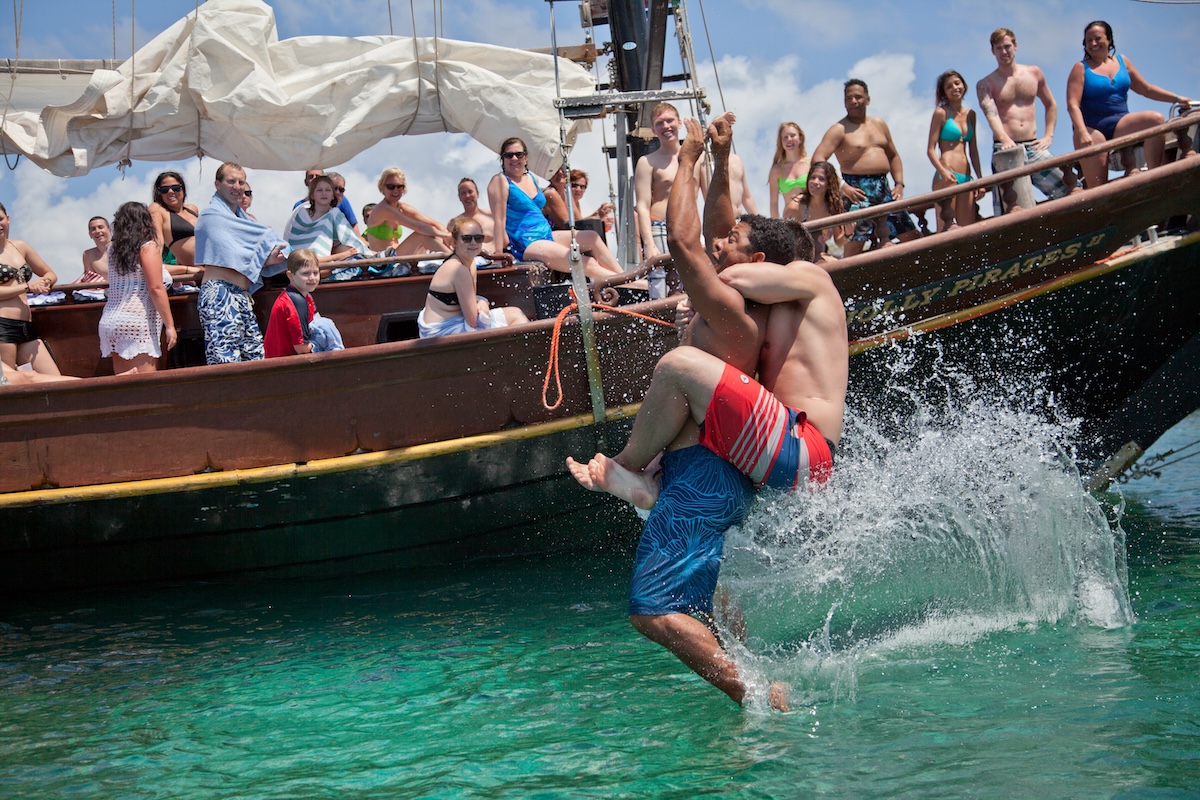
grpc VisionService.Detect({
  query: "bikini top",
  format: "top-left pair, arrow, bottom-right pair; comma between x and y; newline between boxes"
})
939,115 -> 974,143
427,287 -> 460,306
778,175 -> 807,194
363,222 -> 403,242
0,263 -> 33,285
168,209 -> 196,247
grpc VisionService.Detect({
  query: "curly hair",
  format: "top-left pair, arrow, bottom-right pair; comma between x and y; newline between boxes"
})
110,202 -> 157,277
741,214 -> 799,265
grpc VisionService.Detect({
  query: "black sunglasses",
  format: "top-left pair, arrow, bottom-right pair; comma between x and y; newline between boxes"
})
502,151 -> 526,159
333,186 -> 346,193
459,234 -> 485,243
243,190 -> 253,197
385,183 -> 406,190
158,184 -> 184,193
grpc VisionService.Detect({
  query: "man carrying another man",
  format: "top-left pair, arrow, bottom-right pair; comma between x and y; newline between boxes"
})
569,114 -> 848,708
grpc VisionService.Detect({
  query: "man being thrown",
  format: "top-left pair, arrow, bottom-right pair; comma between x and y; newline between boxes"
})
977,27 -> 1078,212
569,115 -> 848,707
812,79 -> 918,256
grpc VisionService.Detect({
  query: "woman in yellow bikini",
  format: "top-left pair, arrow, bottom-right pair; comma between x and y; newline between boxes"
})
767,121 -> 810,219
363,167 -> 453,256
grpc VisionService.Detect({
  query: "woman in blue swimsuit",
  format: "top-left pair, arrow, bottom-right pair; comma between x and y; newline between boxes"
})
486,137 -> 624,280
925,70 -> 983,231
1066,20 -> 1192,189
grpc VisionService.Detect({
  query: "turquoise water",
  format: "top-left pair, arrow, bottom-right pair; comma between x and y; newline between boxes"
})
2,409 -> 1198,798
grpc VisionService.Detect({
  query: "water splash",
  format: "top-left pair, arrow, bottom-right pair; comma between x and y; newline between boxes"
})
720,334 -> 1133,706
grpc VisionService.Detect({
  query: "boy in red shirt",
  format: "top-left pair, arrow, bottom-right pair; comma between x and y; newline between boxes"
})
264,249 -> 324,357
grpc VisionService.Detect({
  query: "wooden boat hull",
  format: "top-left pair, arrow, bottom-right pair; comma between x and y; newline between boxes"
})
3,159 -> 1198,591
1,412 -> 641,593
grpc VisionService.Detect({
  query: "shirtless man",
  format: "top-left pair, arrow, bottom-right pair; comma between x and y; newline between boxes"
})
635,102 -> 695,299
726,151 -> 759,216
570,117 -> 841,708
977,27 -> 1078,212
449,178 -> 494,244
79,216 -> 110,283
812,79 -> 918,257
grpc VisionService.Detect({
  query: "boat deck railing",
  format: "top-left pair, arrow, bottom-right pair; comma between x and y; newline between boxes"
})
801,109 -> 1200,239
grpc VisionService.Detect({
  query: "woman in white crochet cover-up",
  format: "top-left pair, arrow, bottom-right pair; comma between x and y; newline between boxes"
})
98,202 -> 178,374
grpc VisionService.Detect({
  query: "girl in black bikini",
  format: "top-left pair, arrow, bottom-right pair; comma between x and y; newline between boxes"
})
0,201 -> 63,376
149,171 -> 203,279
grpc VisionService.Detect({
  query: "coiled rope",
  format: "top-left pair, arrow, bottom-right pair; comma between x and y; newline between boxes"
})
542,290 -> 675,410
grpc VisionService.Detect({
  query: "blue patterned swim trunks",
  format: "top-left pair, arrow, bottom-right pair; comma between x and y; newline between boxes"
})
628,445 -> 755,617
199,278 -> 264,364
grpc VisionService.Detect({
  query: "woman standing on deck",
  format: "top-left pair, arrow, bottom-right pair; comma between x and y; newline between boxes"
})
487,137 -> 623,280
417,216 -> 528,339
98,202 -> 177,375
767,122 -> 810,219
926,70 -> 983,231
285,174 -> 368,275
784,161 -> 849,261
148,171 -> 203,280
0,201 -> 62,377
363,168 -> 452,256
1066,20 -> 1192,189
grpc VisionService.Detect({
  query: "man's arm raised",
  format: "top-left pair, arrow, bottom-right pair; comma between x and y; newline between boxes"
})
667,118 -> 755,343
702,114 -> 736,256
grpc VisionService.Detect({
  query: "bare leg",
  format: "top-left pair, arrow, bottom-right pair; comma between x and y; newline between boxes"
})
614,346 -> 725,471
17,340 -> 62,376
112,352 -> 160,375
631,612 -> 747,704
501,306 -> 529,325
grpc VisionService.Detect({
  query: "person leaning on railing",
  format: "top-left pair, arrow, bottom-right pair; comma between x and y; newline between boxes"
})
1066,19 -> 1193,188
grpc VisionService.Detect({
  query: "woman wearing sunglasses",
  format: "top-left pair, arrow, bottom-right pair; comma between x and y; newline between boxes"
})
363,167 -> 452,256
487,137 -> 624,280
148,172 -> 202,278
417,216 -> 528,339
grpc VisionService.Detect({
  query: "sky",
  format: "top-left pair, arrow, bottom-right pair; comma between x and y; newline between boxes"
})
1,0 -> 1196,280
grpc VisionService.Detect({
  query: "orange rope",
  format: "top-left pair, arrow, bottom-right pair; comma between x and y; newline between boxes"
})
542,291 -> 675,410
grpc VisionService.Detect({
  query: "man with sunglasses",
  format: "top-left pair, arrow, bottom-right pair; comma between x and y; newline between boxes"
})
295,169 -> 361,235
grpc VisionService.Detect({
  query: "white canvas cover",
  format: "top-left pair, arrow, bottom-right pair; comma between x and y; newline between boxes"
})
0,0 -> 594,177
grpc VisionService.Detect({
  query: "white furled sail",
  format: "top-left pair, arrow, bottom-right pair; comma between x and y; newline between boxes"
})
0,0 -> 593,177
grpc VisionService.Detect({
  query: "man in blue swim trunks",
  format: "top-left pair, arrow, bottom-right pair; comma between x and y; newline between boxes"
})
812,79 -> 919,256
569,116 -> 833,708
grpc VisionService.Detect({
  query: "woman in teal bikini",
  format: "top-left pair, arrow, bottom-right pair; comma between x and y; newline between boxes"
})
925,70 -> 983,231
767,121 -> 810,219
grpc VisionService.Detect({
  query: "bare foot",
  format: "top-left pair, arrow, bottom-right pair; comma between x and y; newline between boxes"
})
587,453 -> 659,509
768,682 -> 791,712
566,456 -> 600,491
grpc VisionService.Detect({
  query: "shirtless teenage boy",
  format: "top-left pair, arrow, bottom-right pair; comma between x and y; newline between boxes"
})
635,102 -> 693,299
812,79 -> 918,257
977,27 -> 1078,212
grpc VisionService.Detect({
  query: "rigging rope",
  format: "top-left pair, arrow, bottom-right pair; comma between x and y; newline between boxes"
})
400,0 -> 421,133
542,290 -> 675,411
2,0 -> 24,169
1120,438 -> 1200,482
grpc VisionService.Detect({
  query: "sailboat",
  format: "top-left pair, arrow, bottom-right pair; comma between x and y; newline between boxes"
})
1,0 -> 1197,591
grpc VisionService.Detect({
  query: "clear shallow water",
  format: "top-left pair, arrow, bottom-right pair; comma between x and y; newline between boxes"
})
1,406 -> 1198,798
